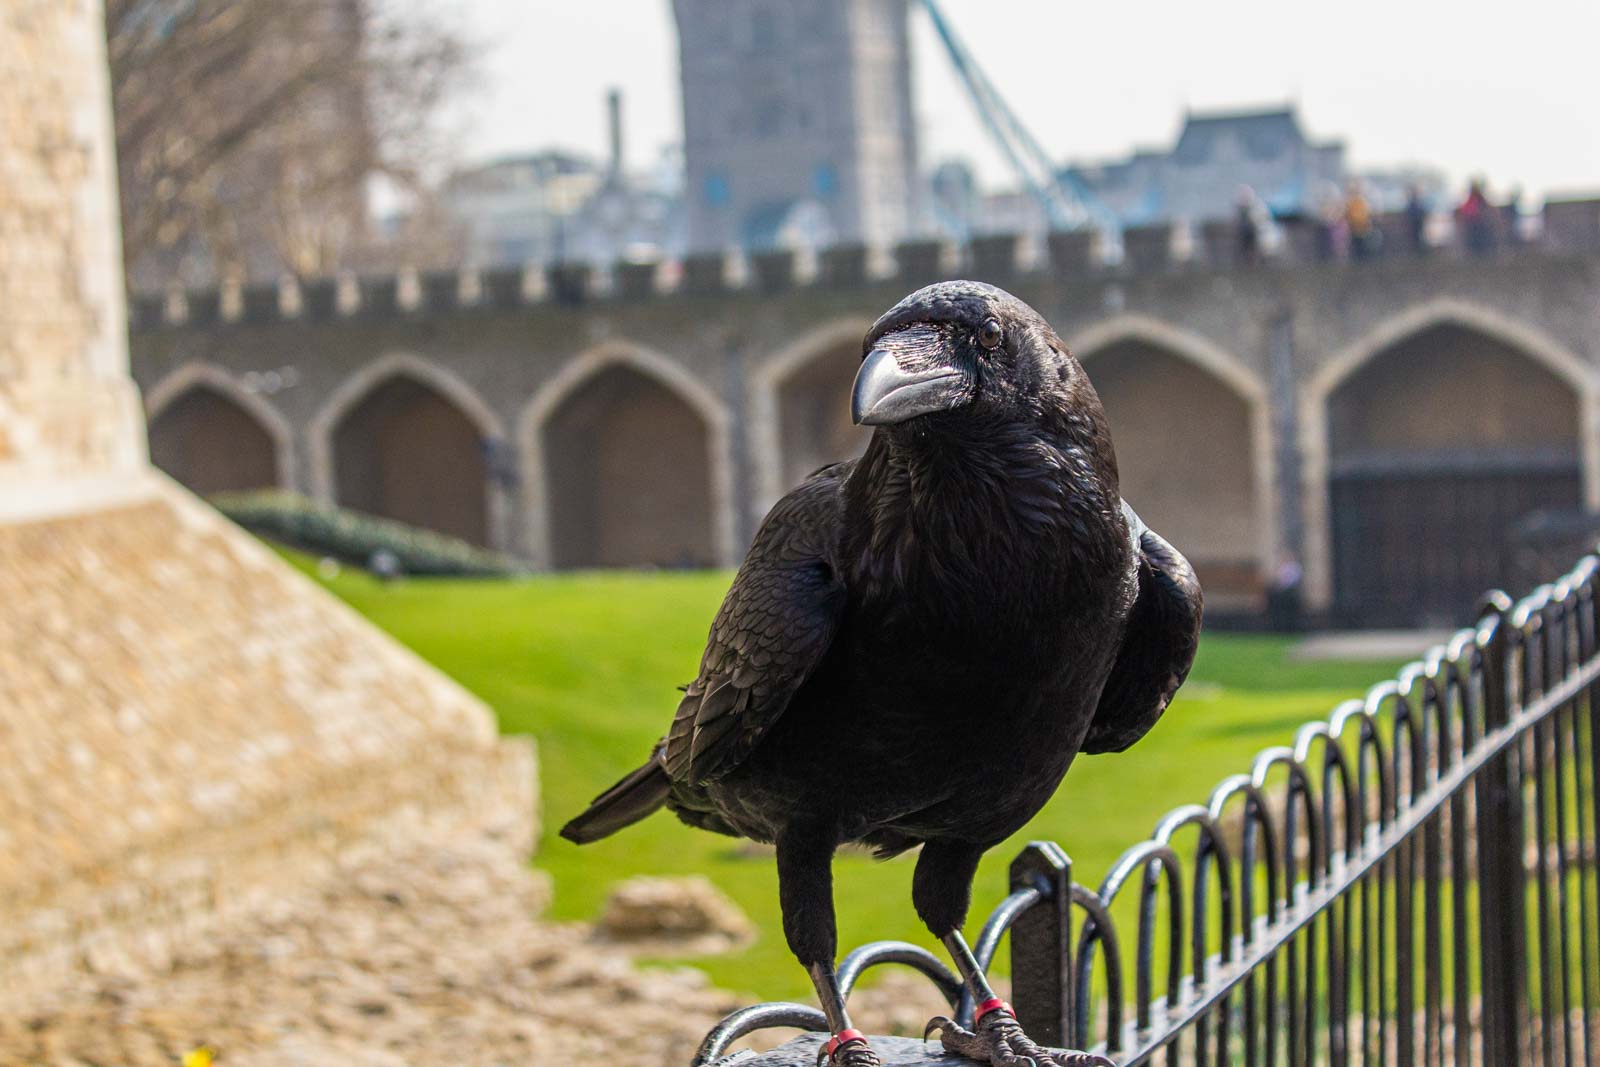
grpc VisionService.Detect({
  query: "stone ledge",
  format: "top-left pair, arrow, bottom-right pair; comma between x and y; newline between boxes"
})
728,1034 -> 982,1067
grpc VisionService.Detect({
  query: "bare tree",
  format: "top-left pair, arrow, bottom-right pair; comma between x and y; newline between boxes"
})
107,0 -> 472,286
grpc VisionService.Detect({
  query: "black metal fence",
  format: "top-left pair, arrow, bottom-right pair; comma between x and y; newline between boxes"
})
695,553 -> 1600,1066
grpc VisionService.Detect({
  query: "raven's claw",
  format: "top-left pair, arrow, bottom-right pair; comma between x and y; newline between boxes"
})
814,1034 -> 882,1067
925,1012 -> 1114,1067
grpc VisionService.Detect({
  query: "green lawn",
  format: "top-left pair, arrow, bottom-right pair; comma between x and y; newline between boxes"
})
287,557 -> 1407,1000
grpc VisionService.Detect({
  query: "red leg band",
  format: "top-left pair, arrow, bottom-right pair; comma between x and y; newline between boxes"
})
824,1029 -> 868,1059
974,998 -> 1014,1025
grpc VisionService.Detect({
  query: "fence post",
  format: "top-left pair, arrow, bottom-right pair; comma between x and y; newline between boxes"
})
1009,841 -> 1073,1049
1475,598 -> 1526,1064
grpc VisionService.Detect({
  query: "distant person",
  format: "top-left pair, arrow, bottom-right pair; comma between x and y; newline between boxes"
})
1235,185 -> 1263,266
1405,183 -> 1430,255
1502,185 -> 1524,248
368,547 -> 402,582
1314,184 -> 1345,262
1345,180 -> 1380,261
1267,554 -> 1304,632
1458,179 -> 1496,256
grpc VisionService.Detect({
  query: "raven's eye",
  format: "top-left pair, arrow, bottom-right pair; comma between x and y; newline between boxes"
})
978,318 -> 1003,351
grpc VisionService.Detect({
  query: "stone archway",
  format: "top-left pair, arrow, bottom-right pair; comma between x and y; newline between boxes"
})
519,342 -> 736,570
1321,323 -> 1587,625
748,319 -> 873,524
148,385 -> 279,495
775,341 -> 869,492
329,376 -> 491,547
1301,300 -> 1600,620
145,363 -> 293,494
1072,317 -> 1274,614
309,355 -> 506,549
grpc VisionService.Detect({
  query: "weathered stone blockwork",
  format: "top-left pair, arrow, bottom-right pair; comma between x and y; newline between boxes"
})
0,0 -> 540,1017
0,0 -> 144,484
0,482 -> 535,993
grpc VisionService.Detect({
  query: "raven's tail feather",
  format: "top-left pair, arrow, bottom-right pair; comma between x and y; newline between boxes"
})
559,760 -> 671,844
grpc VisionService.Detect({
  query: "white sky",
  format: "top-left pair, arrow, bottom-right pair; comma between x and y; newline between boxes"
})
448,0 -> 1600,199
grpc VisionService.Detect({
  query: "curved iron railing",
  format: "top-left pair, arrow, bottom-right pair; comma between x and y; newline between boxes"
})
695,554 -> 1600,1066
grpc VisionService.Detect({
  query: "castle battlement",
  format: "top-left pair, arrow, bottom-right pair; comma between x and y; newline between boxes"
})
129,198 -> 1600,333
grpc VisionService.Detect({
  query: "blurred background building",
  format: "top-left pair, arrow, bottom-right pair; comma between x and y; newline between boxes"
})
672,0 -> 920,252
1064,107 -> 1346,227
437,92 -> 686,268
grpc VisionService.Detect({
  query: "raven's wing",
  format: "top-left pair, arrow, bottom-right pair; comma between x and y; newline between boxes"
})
662,462 -> 850,783
1081,502 -> 1203,755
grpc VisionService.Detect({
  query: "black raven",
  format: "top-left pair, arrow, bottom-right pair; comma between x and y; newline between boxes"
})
562,281 -> 1202,1067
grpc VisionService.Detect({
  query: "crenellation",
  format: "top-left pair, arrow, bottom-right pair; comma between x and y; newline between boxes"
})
1543,196 -> 1600,253
677,250 -> 729,295
968,231 -> 1021,279
396,265 -> 423,312
1122,222 -> 1178,274
184,287 -> 220,325
127,219 -> 1600,332
458,265 -> 484,306
218,275 -> 244,322
276,273 -> 302,318
518,259 -> 548,303
330,269 -> 359,315
475,265 -> 519,309
547,261 -> 593,305
1047,228 -> 1100,275
240,281 -> 279,324
892,236 -> 948,290
420,267 -> 463,312
615,258 -> 662,299
129,292 -> 165,332
819,242 -> 871,287
750,247 -> 798,293
358,273 -> 400,316
161,284 -> 187,325
1197,218 -> 1241,270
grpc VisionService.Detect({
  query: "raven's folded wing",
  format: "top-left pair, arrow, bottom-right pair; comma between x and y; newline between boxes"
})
663,463 -> 851,783
1081,506 -> 1203,755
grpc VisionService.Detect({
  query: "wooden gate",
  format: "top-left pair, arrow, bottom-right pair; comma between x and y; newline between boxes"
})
1330,450 -> 1582,626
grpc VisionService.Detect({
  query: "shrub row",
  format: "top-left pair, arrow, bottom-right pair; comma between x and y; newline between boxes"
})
210,490 -> 523,577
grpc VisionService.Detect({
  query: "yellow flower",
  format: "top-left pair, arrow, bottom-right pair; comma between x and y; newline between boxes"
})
182,1047 -> 215,1067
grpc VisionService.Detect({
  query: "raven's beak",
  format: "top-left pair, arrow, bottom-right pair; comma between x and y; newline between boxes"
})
851,325 -> 968,426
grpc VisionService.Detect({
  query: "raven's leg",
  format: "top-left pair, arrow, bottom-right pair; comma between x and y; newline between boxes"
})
915,841 -> 1114,1067
777,822 -> 881,1067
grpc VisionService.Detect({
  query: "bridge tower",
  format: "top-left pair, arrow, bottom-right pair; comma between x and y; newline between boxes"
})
672,0 -> 920,252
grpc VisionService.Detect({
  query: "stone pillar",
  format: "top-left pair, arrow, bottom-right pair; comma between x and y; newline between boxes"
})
0,0 -> 147,512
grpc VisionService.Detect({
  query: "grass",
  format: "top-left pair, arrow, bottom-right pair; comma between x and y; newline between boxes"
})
280,553 -> 1409,1001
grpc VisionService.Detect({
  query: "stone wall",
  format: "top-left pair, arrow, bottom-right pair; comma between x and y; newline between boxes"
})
128,249 -> 1600,617
0,0 -> 537,1000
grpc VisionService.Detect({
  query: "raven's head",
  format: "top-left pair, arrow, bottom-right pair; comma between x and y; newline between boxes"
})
852,280 -> 1076,431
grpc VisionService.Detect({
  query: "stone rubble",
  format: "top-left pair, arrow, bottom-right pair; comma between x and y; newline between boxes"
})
0,841 -> 747,1067
597,876 -> 756,956
0,833 -> 1001,1066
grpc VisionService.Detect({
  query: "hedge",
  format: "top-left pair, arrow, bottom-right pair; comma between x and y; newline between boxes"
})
210,490 -> 523,577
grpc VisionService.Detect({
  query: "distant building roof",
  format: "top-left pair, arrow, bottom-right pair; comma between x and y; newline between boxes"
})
445,151 -> 600,196
1051,104 -> 1347,226
1172,107 -> 1306,165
